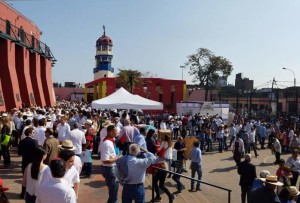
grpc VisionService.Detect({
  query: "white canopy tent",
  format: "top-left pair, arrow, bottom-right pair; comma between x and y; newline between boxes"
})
91,87 -> 164,110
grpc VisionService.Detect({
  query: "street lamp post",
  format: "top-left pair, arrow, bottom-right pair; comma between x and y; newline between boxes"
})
180,66 -> 184,81
283,67 -> 297,113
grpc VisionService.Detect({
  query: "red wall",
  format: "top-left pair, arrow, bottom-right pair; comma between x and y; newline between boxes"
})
0,38 -> 22,110
0,2 -> 41,40
0,2 -> 56,110
15,45 -> 35,107
55,88 -> 85,101
86,77 -> 185,113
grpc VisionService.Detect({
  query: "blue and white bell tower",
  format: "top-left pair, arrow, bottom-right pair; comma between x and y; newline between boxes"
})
93,26 -> 114,80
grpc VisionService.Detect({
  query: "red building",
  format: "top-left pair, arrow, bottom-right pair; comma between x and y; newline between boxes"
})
84,29 -> 186,113
0,2 -> 56,111
84,77 -> 186,113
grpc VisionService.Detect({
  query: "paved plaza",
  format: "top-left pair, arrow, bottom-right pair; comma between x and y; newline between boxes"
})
1,145 -> 292,203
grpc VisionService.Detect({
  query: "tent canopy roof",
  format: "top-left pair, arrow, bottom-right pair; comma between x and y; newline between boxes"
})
91,87 -> 163,110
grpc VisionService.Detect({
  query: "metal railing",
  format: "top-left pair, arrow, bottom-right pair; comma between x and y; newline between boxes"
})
151,166 -> 232,203
0,17 -> 56,63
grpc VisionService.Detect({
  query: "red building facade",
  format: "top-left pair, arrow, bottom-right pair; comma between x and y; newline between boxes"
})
0,2 -> 56,111
85,77 -> 186,113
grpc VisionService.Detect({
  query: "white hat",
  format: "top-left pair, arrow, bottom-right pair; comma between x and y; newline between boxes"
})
2,113 -> 8,117
84,119 -> 93,126
59,140 -> 76,151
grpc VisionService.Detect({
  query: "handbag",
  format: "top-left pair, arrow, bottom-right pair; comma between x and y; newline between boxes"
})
116,133 -> 127,150
146,163 -> 163,174
1,134 -> 11,146
157,146 -> 169,158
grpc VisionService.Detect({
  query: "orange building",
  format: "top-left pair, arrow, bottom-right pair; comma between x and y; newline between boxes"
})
0,2 -> 56,111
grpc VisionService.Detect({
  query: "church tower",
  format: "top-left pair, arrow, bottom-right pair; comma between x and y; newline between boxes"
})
93,26 -> 114,80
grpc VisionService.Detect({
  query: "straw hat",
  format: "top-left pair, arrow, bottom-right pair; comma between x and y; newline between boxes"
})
260,175 -> 283,186
289,186 -> 300,196
0,178 -> 9,191
102,120 -> 114,127
59,140 -> 76,151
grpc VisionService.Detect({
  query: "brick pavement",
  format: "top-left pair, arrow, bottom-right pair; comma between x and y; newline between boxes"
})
0,146 -> 292,203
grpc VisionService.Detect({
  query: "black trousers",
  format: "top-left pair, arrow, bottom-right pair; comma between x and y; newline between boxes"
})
249,143 -> 258,156
241,185 -> 251,203
153,170 -> 172,199
1,145 -> 10,166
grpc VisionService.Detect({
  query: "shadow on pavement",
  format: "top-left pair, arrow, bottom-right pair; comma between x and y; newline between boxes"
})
209,165 -> 237,173
84,180 -> 106,188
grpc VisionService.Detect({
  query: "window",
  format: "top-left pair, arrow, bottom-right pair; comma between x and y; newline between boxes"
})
171,92 -> 175,104
159,93 -> 163,102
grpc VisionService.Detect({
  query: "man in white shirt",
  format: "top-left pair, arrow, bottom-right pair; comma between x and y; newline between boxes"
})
50,109 -> 57,129
77,111 -> 87,130
21,119 -> 32,140
160,120 -> 167,130
36,159 -> 76,203
57,116 -> 71,144
100,125 -> 120,203
69,123 -> 86,156
34,119 -> 46,146
117,119 -> 135,155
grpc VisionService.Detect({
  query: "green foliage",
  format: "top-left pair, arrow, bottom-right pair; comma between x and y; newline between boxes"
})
116,69 -> 152,91
185,48 -> 233,101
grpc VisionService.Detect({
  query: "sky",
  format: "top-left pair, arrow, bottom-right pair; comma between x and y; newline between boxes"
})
8,0 -> 300,89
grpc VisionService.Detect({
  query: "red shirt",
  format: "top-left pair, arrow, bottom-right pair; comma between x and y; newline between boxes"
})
85,129 -> 94,150
276,168 -> 284,178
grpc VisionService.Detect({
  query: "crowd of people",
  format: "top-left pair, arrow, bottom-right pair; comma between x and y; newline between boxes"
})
0,101 -> 300,203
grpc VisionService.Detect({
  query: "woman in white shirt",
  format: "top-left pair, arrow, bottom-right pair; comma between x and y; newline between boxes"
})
22,147 -> 51,203
59,149 -> 80,198
159,134 -> 173,178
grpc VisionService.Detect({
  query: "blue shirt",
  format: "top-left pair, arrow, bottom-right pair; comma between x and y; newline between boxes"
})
259,126 -> 267,138
134,134 -> 147,150
126,152 -> 157,184
252,179 -> 264,190
190,147 -> 202,163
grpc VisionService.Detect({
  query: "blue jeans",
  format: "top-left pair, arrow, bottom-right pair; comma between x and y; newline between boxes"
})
84,162 -> 92,176
122,184 -> 145,203
206,138 -> 212,151
165,158 -> 172,172
217,138 -> 223,152
172,169 -> 184,191
191,167 -> 202,190
200,140 -> 205,151
100,165 -> 119,203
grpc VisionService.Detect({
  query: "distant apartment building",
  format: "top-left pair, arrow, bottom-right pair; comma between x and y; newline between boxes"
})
235,73 -> 253,90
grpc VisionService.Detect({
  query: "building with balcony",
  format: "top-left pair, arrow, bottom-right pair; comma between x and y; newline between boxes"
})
0,2 -> 56,111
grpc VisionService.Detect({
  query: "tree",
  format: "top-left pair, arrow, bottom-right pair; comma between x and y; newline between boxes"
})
185,48 -> 233,101
116,69 -> 152,92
